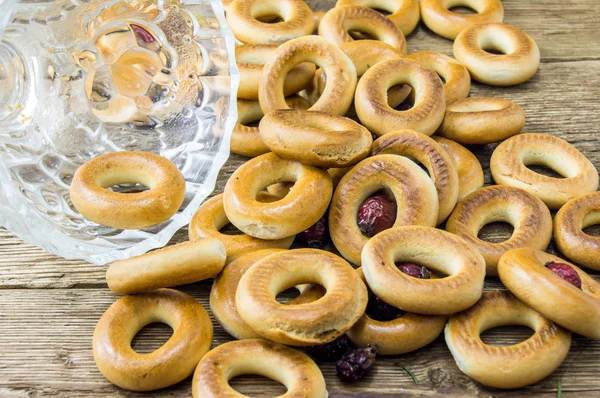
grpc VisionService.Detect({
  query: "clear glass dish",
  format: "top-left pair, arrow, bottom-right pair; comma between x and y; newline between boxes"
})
0,0 -> 239,264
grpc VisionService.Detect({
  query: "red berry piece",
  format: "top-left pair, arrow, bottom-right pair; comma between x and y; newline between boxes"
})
336,346 -> 378,382
397,263 -> 431,279
300,215 -> 328,248
303,335 -> 352,362
357,195 -> 397,237
545,261 -> 582,289
366,294 -> 404,322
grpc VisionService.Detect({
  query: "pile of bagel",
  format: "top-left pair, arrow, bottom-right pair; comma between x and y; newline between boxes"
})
81,0 -> 600,396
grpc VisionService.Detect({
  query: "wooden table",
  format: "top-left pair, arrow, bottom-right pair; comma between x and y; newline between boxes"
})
1,0 -> 600,396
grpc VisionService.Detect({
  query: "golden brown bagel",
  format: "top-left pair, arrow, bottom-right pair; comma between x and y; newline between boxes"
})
498,248 -> 600,339
189,194 -> 295,262
93,289 -> 213,391
223,152 -> 333,240
490,133 -> 599,209
70,152 -> 185,229
319,5 -> 407,53
336,0 -> 420,36
192,339 -> 327,398
453,22 -> 540,86
371,129 -> 459,224
355,58 -> 446,136
236,249 -> 368,345
362,226 -> 486,315
554,192 -> 600,270
445,290 -> 571,389
329,155 -> 439,265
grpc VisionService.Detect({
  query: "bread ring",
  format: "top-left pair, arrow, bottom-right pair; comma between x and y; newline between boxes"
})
259,109 -> 373,168
329,155 -> 439,265
445,185 -> 553,276
347,268 -> 447,355
93,289 -> 213,391
226,0 -> 314,44
453,22 -> 540,86
259,35 -> 357,115
318,5 -> 407,54
445,290 -> 571,389
362,226 -> 485,315
106,239 -> 226,295
490,133 -> 599,209
554,193 -> 600,271
355,58 -> 446,136
420,0 -> 503,40
406,51 -> 471,104
371,129 -> 459,224
498,248 -> 600,339
432,137 -> 484,200
189,194 -> 294,262
70,152 -> 185,229
192,339 -> 327,398
438,97 -> 525,144
236,248 -> 368,345
223,152 -> 333,240
336,0 -> 420,36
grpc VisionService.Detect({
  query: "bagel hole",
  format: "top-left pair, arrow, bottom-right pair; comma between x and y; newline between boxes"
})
276,287 -> 301,303
477,222 -> 514,243
220,223 -> 245,236
349,31 -> 377,40
390,85 -> 415,111
357,189 -> 398,238
448,6 -> 477,14
131,322 -> 174,354
481,45 -> 506,55
525,164 -> 566,179
366,290 -> 405,321
480,325 -> 535,346
582,224 -> 600,237
106,182 -> 150,194
229,375 -> 287,396
255,14 -> 284,23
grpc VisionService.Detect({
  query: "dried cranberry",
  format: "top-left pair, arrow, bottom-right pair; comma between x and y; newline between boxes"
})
366,294 -> 404,322
397,263 -> 431,279
357,195 -> 397,237
300,215 -> 328,248
336,345 -> 378,382
545,261 -> 582,289
304,335 -> 352,362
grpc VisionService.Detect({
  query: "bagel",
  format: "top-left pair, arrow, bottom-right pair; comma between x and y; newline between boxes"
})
498,248 -> 600,339
355,58 -> 446,136
371,129 -> 459,224
236,249 -> 368,345
93,289 -> 213,391
70,152 -> 186,229
438,97 -> 525,144
362,226 -> 486,315
192,339 -> 327,398
453,22 -> 540,86
336,0 -> 420,36
329,155 -> 439,265
490,133 -> 599,209
445,290 -> 571,389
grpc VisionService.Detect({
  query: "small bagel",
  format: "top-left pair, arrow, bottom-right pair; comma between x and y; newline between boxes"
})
498,248 -> 600,339
189,194 -> 295,261
93,289 -> 213,391
453,22 -> 540,86
490,133 -> 599,209
236,249 -> 368,345
329,155 -> 439,265
336,0 -> 420,36
362,226 -> 486,315
259,35 -> 357,115
70,152 -> 186,229
259,109 -> 373,167
192,339 -> 327,398
371,129 -> 459,224
223,152 -> 333,240
432,137 -> 484,200
420,0 -> 504,40
438,97 -> 525,144
319,5 -> 407,54
106,239 -> 226,295
445,185 -> 553,276
355,58 -> 446,136
226,0 -> 314,44
554,192 -> 600,270
445,290 -> 571,389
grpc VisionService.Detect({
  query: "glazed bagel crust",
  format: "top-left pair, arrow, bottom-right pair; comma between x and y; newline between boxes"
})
192,339 -> 328,398
554,192 -> 600,270
453,22 -> 540,86
336,0 -> 420,36
93,289 -> 213,392
438,97 -> 525,144
372,130 -> 459,224
445,290 -> 571,389
355,58 -> 446,136
329,155 -> 439,266
319,5 -> 407,53
490,133 -> 599,209
498,248 -> 600,339
445,185 -> 553,275
433,137 -> 484,200
70,151 -> 186,229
